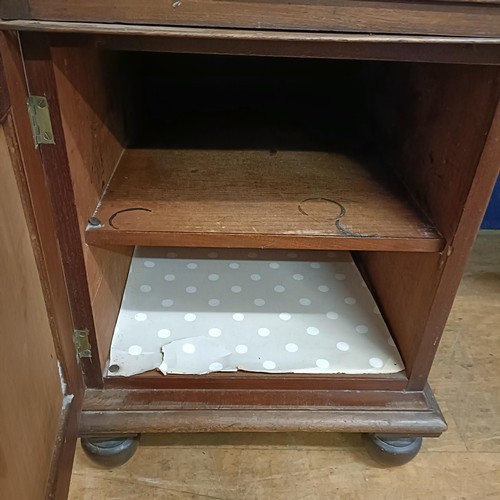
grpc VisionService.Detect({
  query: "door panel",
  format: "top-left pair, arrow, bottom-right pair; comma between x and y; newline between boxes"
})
0,32 -> 82,499
0,122 -> 64,499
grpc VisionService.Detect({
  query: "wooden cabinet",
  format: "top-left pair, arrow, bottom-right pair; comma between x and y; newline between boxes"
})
1,3 -> 499,498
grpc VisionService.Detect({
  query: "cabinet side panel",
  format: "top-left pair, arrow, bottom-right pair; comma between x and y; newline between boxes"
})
359,64 -> 500,387
357,252 -> 441,376
50,42 -> 132,370
0,122 -> 63,500
394,64 -> 500,241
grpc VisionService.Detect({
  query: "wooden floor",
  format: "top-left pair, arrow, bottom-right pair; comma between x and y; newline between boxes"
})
69,231 -> 500,500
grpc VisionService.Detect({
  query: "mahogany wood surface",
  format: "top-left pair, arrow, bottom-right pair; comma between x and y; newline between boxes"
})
45,397 -> 81,500
407,89 -> 500,389
50,45 -> 132,371
0,0 -> 31,19
0,112 -> 63,500
93,33 -> 500,66
1,32 -> 83,499
2,0 -> 500,37
0,23 -> 498,65
0,54 -> 8,122
393,65 -> 500,242
87,148 -> 442,251
2,28 -> 496,469
83,387 -> 428,411
79,386 -> 446,436
358,64 -> 500,389
104,371 -> 407,392
19,32 -> 103,387
0,31 -> 83,393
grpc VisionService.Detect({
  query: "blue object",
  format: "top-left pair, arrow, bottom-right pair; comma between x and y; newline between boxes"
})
482,175 -> 500,229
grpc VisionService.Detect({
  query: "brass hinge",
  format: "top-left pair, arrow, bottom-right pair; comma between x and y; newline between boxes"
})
73,329 -> 92,360
27,95 -> 55,148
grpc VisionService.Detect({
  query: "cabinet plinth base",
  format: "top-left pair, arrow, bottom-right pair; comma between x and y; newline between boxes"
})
81,435 -> 140,468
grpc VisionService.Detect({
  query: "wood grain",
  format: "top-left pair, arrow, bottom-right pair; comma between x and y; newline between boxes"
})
1,23 -> 499,66
87,148 -> 442,251
407,88 -> 500,390
69,234 -> 500,500
104,371 -> 407,392
94,33 -> 500,66
19,32 -> 103,387
0,0 -> 31,19
50,45 -> 132,371
356,64 -> 500,386
0,24 -> 499,65
0,32 -> 83,499
83,387 -> 428,411
0,53 -> 8,123
79,386 -> 446,436
23,0 -> 500,37
394,64 -> 500,242
0,30 -> 83,396
0,122 -> 63,500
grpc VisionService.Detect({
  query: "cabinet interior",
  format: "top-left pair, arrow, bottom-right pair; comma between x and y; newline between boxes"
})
47,38 -> 499,387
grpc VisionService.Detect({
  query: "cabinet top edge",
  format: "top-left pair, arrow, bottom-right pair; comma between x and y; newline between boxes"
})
1,20 -> 500,44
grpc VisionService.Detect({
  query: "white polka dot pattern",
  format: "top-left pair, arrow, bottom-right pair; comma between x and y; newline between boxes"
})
108,247 -> 404,376
158,329 -> 171,338
128,345 -> 142,355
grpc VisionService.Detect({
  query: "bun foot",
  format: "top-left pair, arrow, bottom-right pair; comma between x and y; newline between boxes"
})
362,433 -> 422,466
81,435 -> 140,468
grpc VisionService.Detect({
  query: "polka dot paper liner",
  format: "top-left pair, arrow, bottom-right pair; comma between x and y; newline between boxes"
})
107,247 -> 404,376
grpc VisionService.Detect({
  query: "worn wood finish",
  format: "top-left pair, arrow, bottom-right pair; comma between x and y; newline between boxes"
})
104,372 -> 407,392
19,31 -> 103,387
359,252 -> 441,378
79,386 -> 446,436
87,148 -> 441,251
0,0 -> 31,19
7,0 -> 500,37
67,233 -> 500,498
1,23 -> 500,65
0,53 -> 8,123
50,45 -> 132,371
356,64 -> 500,387
80,409 -> 447,436
84,387 -> 428,411
93,34 -> 500,66
0,119 -> 63,500
89,246 -> 133,368
45,397 -> 81,500
1,33 -> 83,498
394,65 -> 500,242
407,93 -> 500,390
0,31 -> 83,393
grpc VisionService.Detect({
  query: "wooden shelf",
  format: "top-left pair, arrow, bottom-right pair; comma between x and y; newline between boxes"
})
86,146 -> 442,251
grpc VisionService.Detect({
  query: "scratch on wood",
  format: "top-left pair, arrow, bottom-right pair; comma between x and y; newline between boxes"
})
109,207 -> 152,229
298,197 -> 379,238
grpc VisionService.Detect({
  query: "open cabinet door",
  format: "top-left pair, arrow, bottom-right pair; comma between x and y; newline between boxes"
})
0,31 -> 83,499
